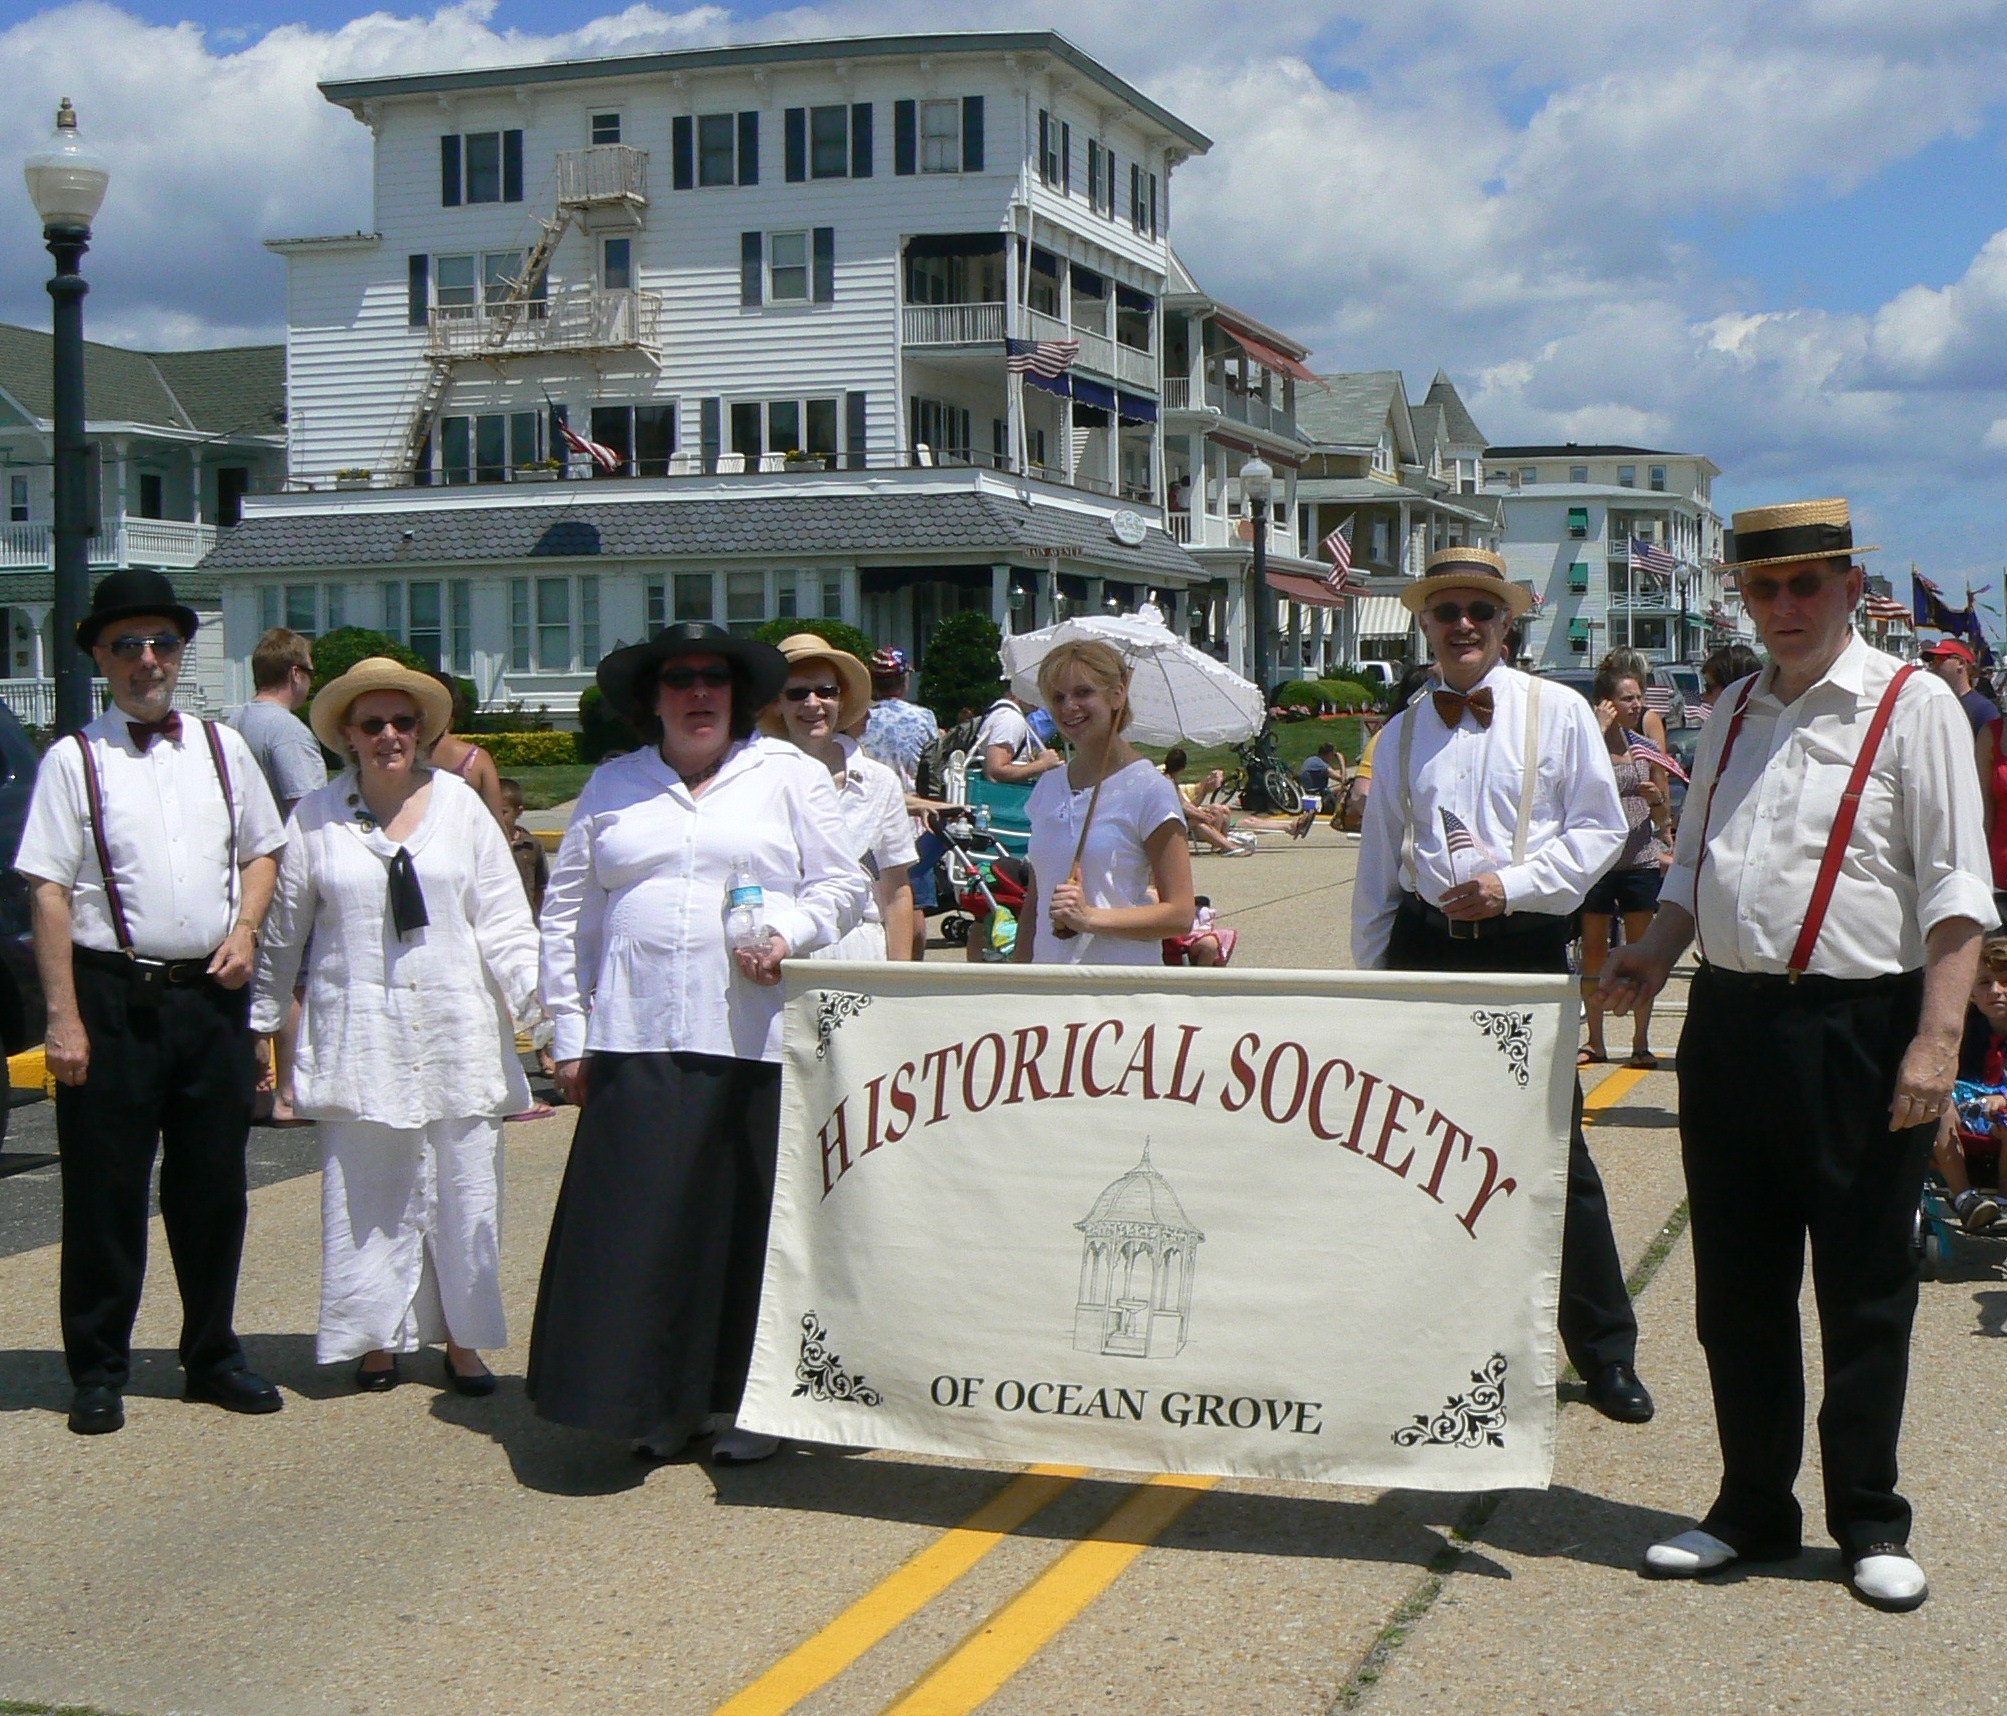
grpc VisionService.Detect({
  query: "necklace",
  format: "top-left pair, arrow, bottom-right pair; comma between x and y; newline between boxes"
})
671,748 -> 730,791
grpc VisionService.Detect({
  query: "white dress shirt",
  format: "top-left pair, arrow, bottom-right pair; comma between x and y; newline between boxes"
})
540,736 -> 868,1064
1352,663 -> 1627,969
1662,631 -> 1998,977
16,708 -> 286,959
250,770 -> 539,1125
828,736 -> 918,932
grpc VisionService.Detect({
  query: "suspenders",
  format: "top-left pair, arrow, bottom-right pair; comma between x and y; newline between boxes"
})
1687,663 -> 1919,977
1395,673 -> 1543,885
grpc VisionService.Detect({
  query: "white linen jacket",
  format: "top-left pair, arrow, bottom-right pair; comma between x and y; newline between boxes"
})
251,769 -> 540,1126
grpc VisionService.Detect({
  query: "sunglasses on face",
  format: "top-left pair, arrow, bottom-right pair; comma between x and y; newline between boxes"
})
103,632 -> 185,660
783,683 -> 844,702
661,665 -> 734,691
1429,600 -> 1500,626
353,713 -> 420,736
1740,569 -> 1835,603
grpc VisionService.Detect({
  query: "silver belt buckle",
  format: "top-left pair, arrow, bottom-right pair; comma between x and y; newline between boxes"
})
1447,916 -> 1477,940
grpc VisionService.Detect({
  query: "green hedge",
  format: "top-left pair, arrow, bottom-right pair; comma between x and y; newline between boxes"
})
749,617 -> 875,663
457,731 -> 579,767
1275,677 -> 1379,713
576,683 -> 641,762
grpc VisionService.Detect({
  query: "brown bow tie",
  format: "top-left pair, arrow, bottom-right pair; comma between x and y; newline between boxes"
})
1432,686 -> 1495,730
128,713 -> 183,751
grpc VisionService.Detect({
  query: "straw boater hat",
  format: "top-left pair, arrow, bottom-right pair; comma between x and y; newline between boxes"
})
1721,498 -> 1878,572
758,633 -> 873,736
1400,545 -> 1534,620
309,656 -> 454,754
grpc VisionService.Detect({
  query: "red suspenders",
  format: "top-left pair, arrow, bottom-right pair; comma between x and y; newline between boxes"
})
1690,663 -> 1918,977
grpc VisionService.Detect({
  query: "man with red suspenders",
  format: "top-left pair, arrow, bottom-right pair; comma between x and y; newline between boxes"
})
16,569 -> 287,1436
1601,499 -> 1995,1611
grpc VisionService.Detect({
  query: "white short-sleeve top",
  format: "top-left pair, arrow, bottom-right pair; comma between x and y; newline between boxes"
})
1025,757 -> 1185,965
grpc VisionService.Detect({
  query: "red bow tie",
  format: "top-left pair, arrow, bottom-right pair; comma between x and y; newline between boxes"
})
1432,686 -> 1495,731
128,713 -> 183,752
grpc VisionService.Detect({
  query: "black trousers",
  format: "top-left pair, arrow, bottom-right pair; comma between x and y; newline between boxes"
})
1386,904 -> 1638,1377
1679,964 -> 1932,1559
54,958 -> 257,1390
527,1052 -> 783,1441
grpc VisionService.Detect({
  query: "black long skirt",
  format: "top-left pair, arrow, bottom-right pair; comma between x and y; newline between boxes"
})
526,1051 -> 782,1440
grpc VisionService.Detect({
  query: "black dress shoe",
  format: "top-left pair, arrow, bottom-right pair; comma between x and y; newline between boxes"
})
356,1355 -> 400,1393
184,1367 -> 284,1415
1585,1362 -> 1655,1423
68,1385 -> 124,1436
440,1351 -> 496,1397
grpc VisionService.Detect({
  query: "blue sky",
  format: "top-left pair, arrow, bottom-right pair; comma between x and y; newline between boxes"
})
6,0 -> 2007,587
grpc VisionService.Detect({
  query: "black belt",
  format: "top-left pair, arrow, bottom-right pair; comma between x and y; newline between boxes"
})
74,945 -> 217,985
1695,961 -> 1920,999
1398,891 -> 1562,942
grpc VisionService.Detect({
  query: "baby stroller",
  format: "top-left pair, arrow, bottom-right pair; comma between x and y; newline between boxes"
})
933,808 -> 1029,960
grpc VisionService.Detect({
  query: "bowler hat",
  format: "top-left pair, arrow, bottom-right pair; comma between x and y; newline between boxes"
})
595,622 -> 789,721
76,567 -> 200,653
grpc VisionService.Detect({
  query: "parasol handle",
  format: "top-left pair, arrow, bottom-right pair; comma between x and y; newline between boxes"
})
1049,725 -> 1115,941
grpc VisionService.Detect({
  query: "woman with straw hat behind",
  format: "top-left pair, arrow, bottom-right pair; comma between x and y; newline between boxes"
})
762,634 -> 918,961
1015,639 -> 1195,965
251,658 -> 541,1395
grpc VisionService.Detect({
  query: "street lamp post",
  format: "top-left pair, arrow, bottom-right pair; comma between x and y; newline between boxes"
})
1241,455 -> 1273,698
24,99 -> 110,736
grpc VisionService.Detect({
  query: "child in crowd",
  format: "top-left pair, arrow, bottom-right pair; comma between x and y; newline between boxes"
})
1935,932 -> 2007,1233
497,777 -> 547,921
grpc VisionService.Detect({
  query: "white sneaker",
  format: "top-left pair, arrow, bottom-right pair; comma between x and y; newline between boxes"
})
711,1421 -> 781,1465
1851,1548 -> 1928,1611
1643,1528 -> 1739,1577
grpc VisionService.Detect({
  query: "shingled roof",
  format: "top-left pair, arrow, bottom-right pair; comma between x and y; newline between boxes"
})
0,323 -> 284,437
1296,372 -> 1406,450
1423,369 -> 1486,448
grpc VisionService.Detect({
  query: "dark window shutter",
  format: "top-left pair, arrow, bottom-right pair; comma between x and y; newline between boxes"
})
700,397 -> 722,471
738,111 -> 760,185
845,391 -> 867,469
740,231 -> 763,308
1130,161 -> 1141,230
851,103 -> 873,177
1061,123 -> 1071,195
1150,172 -> 1159,235
962,96 -> 984,172
784,108 -> 807,182
1038,110 -> 1050,184
812,226 -> 835,303
672,115 -> 694,189
894,99 -> 917,175
502,130 -> 523,202
440,135 -> 461,206
1086,140 -> 1099,209
407,255 -> 429,327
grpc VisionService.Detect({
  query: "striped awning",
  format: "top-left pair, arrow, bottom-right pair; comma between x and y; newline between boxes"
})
1353,596 -> 1412,638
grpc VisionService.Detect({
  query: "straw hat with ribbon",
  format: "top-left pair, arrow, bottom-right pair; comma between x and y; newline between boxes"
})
1721,498 -> 1878,572
310,656 -> 455,755
1400,546 -> 1535,619
758,633 -> 873,736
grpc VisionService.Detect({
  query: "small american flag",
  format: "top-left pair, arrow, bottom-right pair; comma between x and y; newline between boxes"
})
1319,516 -> 1362,596
559,419 -> 622,473
1439,808 -> 1477,856
1625,733 -> 1690,783
1006,336 -> 1080,378
1630,536 -> 1677,579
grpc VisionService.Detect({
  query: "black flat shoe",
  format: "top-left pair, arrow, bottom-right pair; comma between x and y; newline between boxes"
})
68,1384 -> 124,1436
185,1367 -> 284,1414
1585,1362 -> 1655,1424
355,1356 -> 399,1393
441,1351 -> 496,1397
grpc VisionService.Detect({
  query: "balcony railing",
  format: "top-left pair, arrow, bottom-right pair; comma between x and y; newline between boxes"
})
556,144 -> 647,207
0,518 -> 217,571
1163,377 -> 1194,411
902,302 -> 1007,346
1203,379 -> 1294,436
0,677 -> 210,729
428,284 -> 663,358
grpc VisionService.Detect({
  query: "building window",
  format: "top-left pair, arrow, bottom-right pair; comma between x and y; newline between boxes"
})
603,237 -> 631,291
408,581 -> 443,669
726,571 -> 766,632
811,105 -> 848,178
284,585 -> 317,636
909,396 -> 972,460
436,255 -> 477,317
137,472 -> 164,519
509,579 -> 530,671
580,574 -> 600,665
1038,109 -> 1058,185
770,231 -> 809,302
1649,464 -> 1667,491
536,577 -> 571,669
920,99 -> 960,173
727,397 -> 841,463
450,580 -> 471,673
482,250 -> 524,311
326,584 -> 346,631
645,577 -> 666,632
383,581 -> 403,639
1569,465 -> 1588,484
439,412 -> 541,484
588,403 -> 675,477
821,573 -> 842,619
1567,563 -> 1589,592
1618,464 -> 1636,487
1519,466 -> 1537,484
259,587 -> 278,632
674,573 -> 713,621
1567,506 -> 1589,538
7,475 -> 25,522
692,111 -> 758,187
775,574 -> 798,620
441,130 -> 523,207
591,112 -> 621,145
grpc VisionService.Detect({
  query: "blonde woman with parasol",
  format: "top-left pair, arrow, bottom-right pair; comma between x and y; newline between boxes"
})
1014,639 -> 1195,964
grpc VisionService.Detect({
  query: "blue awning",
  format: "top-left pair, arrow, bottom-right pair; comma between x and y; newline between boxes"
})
1024,370 -> 1071,400
1071,376 -> 1117,411
1118,391 -> 1157,424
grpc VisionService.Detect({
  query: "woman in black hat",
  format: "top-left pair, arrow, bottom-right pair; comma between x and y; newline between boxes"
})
528,624 -> 868,1463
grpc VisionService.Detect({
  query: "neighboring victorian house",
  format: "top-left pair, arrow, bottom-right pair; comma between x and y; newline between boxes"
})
0,324 -> 285,722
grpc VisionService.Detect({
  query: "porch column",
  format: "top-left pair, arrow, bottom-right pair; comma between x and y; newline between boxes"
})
1398,499 -> 1411,577
991,563 -> 1012,633
1223,575 -> 1246,677
22,602 -> 49,680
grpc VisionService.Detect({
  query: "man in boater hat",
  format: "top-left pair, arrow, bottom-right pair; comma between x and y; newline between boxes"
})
1602,499 -> 1995,1610
1353,546 -> 1653,1425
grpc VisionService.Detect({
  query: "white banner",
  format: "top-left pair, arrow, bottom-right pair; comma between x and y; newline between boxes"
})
740,964 -> 1577,1490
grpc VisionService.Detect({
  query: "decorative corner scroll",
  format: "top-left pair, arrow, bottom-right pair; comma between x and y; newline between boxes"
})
814,991 -> 872,1060
1470,1009 -> 1533,1088
793,1312 -> 882,1407
1392,1353 -> 1508,1449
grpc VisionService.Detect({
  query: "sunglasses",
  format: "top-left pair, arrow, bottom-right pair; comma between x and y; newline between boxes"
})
353,713 -> 420,736
661,665 -> 734,691
1740,568 -> 1837,603
783,683 -> 844,702
103,632 -> 185,660
1429,599 -> 1501,625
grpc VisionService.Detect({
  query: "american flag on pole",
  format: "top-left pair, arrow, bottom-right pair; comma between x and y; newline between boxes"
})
1439,807 -> 1477,856
1319,515 -> 1363,596
1629,537 -> 1677,579
1625,732 -> 1690,783
1005,336 -> 1080,378
558,418 -> 622,473
1862,593 -> 1910,624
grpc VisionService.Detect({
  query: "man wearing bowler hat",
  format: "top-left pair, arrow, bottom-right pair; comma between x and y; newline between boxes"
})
16,568 -> 288,1435
1603,498 -> 1995,1610
1352,546 -> 1652,1425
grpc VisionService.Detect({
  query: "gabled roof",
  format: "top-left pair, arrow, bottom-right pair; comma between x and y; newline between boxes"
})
1424,369 -> 1486,448
0,323 -> 283,439
1296,371 -> 1413,458
1409,402 -> 1444,456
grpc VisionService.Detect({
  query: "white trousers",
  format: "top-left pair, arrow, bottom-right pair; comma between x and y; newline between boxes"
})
316,1115 -> 507,1364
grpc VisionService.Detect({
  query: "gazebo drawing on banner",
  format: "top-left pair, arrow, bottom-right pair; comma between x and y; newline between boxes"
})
1072,1142 -> 1205,1359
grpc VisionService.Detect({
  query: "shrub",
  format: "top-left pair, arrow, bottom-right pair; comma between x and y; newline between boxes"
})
749,616 -> 876,664
577,683 -> 641,762
459,730 -> 579,767
918,610 -> 1004,724
310,626 -> 424,696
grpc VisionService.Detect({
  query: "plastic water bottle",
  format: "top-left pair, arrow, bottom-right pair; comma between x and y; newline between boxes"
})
726,856 -> 768,951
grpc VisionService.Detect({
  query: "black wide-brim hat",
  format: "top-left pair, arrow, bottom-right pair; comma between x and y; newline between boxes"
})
76,566 -> 201,653
596,622 -> 789,718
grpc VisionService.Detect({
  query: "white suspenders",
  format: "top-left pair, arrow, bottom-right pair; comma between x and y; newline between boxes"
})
1394,673 -> 1543,886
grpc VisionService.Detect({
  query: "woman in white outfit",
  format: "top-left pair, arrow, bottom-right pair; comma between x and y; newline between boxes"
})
251,658 -> 540,1396
761,633 -> 917,961
1015,639 -> 1195,965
